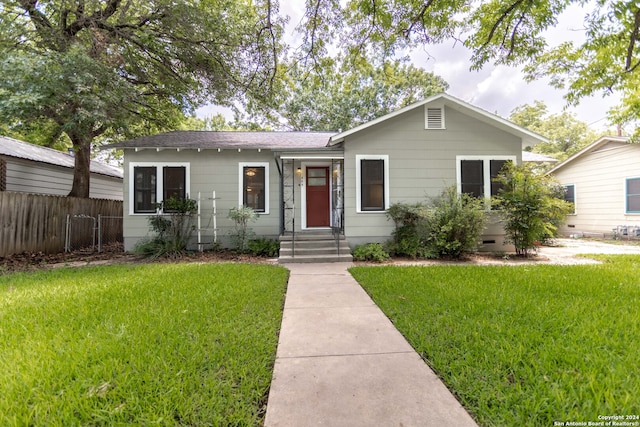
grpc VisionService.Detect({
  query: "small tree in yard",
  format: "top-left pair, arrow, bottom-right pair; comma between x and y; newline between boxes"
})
493,163 -> 573,257
228,206 -> 258,252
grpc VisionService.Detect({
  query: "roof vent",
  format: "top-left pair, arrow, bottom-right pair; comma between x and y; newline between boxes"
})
426,107 -> 444,129
67,148 -> 75,157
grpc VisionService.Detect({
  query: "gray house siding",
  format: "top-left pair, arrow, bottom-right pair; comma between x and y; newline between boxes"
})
122,149 -> 280,251
551,139 -> 640,235
342,105 -> 521,249
3,156 -> 123,200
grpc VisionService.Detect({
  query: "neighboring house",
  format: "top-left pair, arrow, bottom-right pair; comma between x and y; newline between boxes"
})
0,136 -> 123,200
104,93 -> 545,257
549,135 -> 640,236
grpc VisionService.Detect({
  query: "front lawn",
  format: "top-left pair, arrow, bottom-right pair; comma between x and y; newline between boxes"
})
0,263 -> 289,426
350,256 -> 640,427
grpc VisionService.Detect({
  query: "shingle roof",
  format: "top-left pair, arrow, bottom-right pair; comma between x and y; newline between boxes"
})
103,131 -> 335,150
0,135 -> 123,178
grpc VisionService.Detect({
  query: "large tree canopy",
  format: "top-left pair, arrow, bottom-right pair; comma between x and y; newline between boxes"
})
509,101 -> 602,163
295,0 -> 640,133
0,0 -> 283,197
236,57 -> 449,131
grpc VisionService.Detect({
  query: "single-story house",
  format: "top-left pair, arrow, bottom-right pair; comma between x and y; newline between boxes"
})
104,93 -> 546,260
0,136 -> 123,200
548,135 -> 640,237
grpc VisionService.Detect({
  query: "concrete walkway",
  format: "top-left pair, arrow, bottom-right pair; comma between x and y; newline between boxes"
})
264,262 -> 478,427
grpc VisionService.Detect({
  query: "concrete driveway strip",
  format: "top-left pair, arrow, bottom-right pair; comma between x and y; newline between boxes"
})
264,262 -> 478,427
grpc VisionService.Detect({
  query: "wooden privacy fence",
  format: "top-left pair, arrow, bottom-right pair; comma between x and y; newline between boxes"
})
0,192 -> 123,257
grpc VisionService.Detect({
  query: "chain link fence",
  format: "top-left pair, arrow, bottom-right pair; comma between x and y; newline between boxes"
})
65,214 -> 123,253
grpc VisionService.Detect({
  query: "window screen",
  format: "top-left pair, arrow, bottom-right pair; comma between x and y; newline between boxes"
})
627,178 -> 640,213
489,160 -> 508,197
243,166 -> 266,212
460,160 -> 484,198
163,166 -> 186,201
361,159 -> 385,211
134,167 -> 157,213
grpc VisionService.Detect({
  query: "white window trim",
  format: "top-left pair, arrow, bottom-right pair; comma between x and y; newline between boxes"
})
356,154 -> 390,213
625,176 -> 640,214
456,155 -> 516,199
563,184 -> 577,215
129,162 -> 190,215
239,162 -> 270,214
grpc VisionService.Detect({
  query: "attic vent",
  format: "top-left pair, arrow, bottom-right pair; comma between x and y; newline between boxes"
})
426,107 -> 444,129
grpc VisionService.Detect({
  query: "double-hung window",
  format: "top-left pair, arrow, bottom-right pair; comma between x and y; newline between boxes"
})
626,178 -> 640,213
356,155 -> 389,212
563,184 -> 576,214
130,163 -> 189,214
239,162 -> 269,214
457,156 -> 514,199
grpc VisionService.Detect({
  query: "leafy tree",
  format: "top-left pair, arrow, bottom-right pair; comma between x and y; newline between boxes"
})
0,0 -> 283,197
493,162 -> 573,257
509,101 -> 602,162
296,0 -> 640,134
240,57 -> 448,131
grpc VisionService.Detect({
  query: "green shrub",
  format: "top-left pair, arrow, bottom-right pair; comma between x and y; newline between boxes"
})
247,238 -> 280,257
134,197 -> 198,258
385,202 -> 430,258
385,187 -> 486,259
424,186 -> 487,258
352,243 -> 391,262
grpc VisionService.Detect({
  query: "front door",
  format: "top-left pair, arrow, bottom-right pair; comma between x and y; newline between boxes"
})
306,167 -> 330,227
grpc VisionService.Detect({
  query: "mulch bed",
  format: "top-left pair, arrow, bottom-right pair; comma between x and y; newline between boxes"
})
0,243 -> 274,275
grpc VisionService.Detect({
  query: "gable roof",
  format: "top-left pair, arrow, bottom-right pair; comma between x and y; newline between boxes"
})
328,93 -> 548,148
547,136 -> 631,174
103,131 -> 335,150
0,135 -> 123,178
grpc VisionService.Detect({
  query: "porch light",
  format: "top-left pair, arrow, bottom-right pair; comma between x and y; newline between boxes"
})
296,167 -> 302,176
246,168 -> 256,177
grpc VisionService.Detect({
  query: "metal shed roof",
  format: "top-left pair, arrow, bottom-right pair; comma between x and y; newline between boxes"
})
0,136 -> 123,178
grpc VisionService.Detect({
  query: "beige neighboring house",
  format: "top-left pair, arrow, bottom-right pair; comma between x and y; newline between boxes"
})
104,93 -> 546,257
0,136 -> 123,200
548,135 -> 640,237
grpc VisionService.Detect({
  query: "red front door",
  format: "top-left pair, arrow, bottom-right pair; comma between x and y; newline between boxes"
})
306,167 -> 330,227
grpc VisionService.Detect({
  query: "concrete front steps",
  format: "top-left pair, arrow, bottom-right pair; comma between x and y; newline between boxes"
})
279,230 -> 353,263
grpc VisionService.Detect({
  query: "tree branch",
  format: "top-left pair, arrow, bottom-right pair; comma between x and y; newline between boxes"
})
403,0 -> 435,38
481,0 -> 529,49
625,6 -> 640,72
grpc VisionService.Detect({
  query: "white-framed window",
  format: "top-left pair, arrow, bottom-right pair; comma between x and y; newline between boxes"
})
356,154 -> 389,212
563,184 -> 576,215
239,162 -> 269,214
129,162 -> 190,215
456,155 -> 515,199
626,177 -> 640,214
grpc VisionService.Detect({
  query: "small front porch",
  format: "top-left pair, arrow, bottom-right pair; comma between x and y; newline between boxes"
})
275,149 -> 351,263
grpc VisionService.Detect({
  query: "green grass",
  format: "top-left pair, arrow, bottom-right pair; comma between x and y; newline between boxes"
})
350,255 -> 640,427
0,263 -> 289,426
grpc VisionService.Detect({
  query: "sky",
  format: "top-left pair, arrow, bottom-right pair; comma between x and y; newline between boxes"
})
196,2 -> 619,133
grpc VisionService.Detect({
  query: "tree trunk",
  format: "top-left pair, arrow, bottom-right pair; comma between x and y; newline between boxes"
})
67,138 -> 92,198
